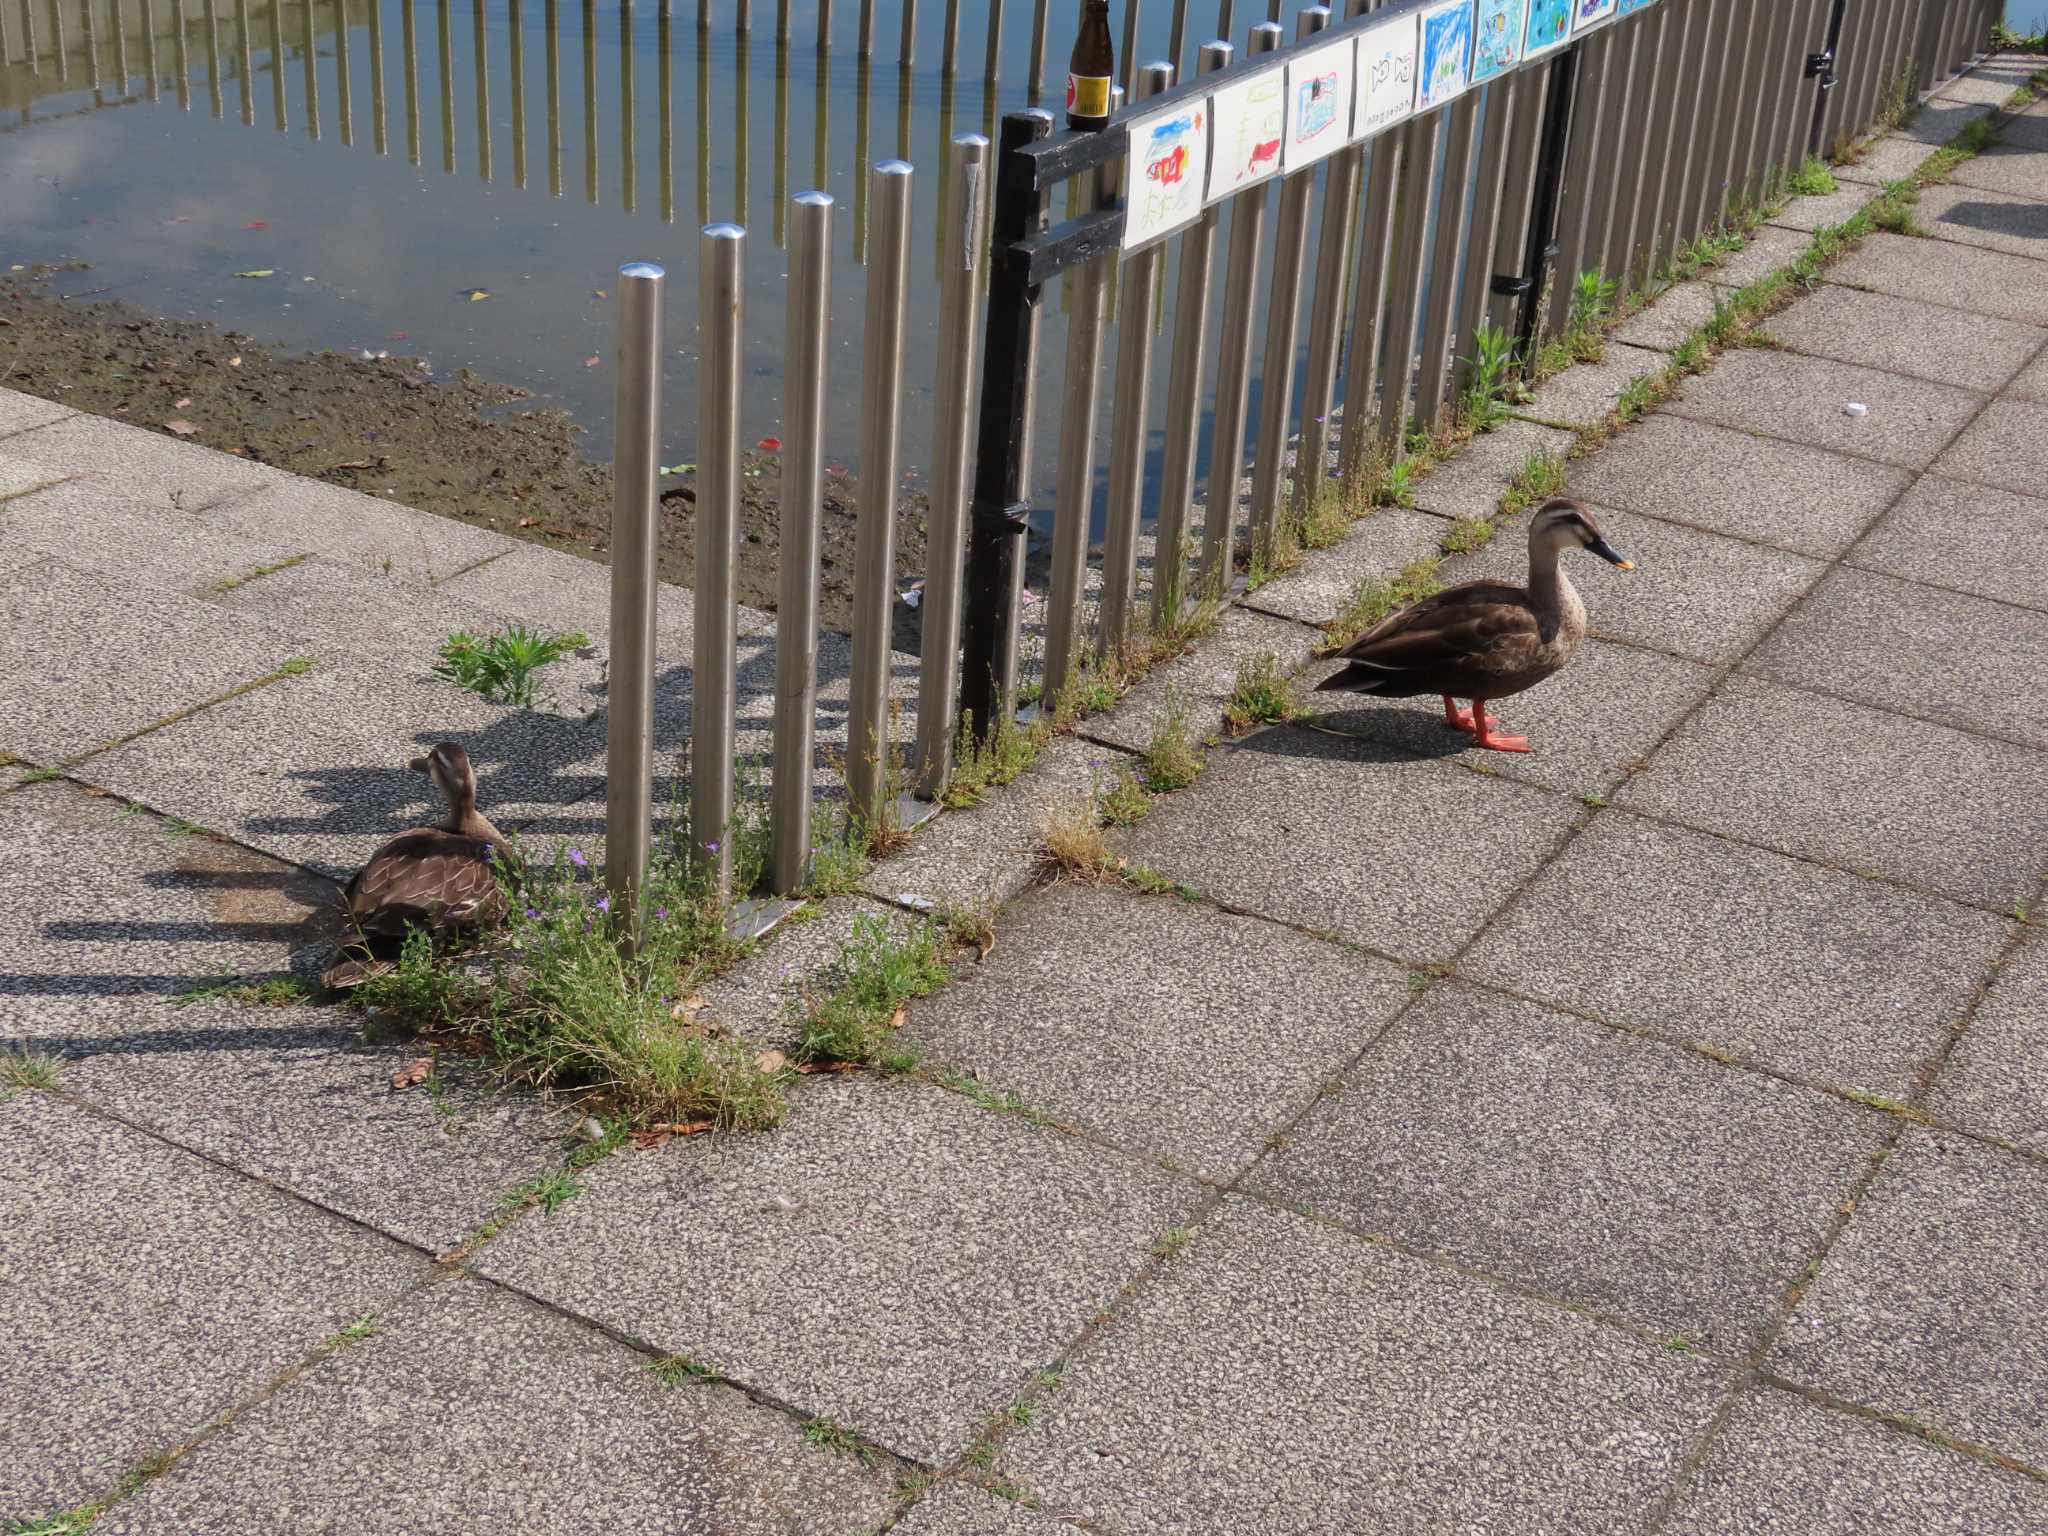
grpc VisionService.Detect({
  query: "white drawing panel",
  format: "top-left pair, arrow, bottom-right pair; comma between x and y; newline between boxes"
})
1571,0 -> 1619,32
1205,63 -> 1288,204
1280,36 -> 1356,173
1121,98 -> 1212,251
1352,11 -> 1420,143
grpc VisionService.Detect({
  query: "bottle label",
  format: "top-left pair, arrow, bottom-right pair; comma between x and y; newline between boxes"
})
1067,73 -> 1111,119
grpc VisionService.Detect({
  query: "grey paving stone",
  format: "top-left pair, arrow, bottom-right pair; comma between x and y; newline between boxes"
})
1615,676 -> 2048,910
0,449 -> 69,499
1930,926 -> 2048,1157
1251,983 -> 1886,1353
1705,224 -> 1814,292
1663,349 -> 1986,470
1950,142 -> 2048,201
859,733 -> 1107,916
1566,413 -> 1912,559
1914,181 -> 2048,263
1934,57 -> 2041,105
1833,134 -> 1935,186
1930,396 -> 2048,496
1438,502 -> 1826,663
0,557 -> 312,765
1747,566 -> 2048,749
1307,635 -> 1716,800
699,896 -> 930,1047
1767,1129 -> 2048,1468
474,1072 -> 1201,1464
902,881 -> 1411,1183
77,655 -> 605,880
1114,725 -> 1579,963
0,1092 -> 426,1524
1663,1387 -> 2048,1536
1848,471 -> 2048,611
2012,344 -> 2048,402
995,1197 -> 1727,1536
0,411 -> 278,512
1768,180 -> 1880,233
1239,505 -> 1449,627
1463,813 -> 2008,1100
1410,419 -> 1575,520
100,1273 -> 900,1536
0,387 -> 76,436
1511,347 -> 1665,431
1769,284 -> 2047,389
436,539 -> 776,649
1079,604 -> 1317,756
1613,280 -> 1721,351
1894,93 -> 2002,146
0,479 -> 309,599
893,1484 -> 1073,1534
196,476 -> 518,587
1830,231 -> 2048,325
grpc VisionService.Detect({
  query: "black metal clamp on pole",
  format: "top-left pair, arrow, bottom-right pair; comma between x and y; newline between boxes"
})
1807,0 -> 1849,156
1511,42 -> 1582,365
959,109 -> 1054,746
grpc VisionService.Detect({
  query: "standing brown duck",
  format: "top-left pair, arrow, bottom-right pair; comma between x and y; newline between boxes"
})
322,742 -> 510,988
1315,498 -> 1633,753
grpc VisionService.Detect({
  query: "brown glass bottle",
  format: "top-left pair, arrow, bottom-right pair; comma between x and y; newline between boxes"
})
1066,0 -> 1114,132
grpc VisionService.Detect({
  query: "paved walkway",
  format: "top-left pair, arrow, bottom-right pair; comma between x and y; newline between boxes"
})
5,51 -> 2048,1536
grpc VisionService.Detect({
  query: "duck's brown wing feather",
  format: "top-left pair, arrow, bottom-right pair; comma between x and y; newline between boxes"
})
1319,583 -> 1541,696
345,828 -> 507,937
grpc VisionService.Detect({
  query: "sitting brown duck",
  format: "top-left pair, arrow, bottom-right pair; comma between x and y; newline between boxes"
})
1316,498 -> 1633,753
321,742 -> 510,988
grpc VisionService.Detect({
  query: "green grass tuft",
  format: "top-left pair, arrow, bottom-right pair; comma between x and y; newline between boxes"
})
1223,652 -> 1300,734
794,912 -> 948,1067
433,625 -> 588,709
1,1048 -> 63,1093
1142,690 -> 1205,793
1322,558 -> 1444,653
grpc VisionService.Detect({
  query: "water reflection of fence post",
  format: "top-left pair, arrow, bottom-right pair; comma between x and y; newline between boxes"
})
367,0 -> 386,151
736,30 -> 751,224
772,26 -> 785,241
772,190 -> 833,894
695,226 -> 745,898
1153,39 -> 1230,625
696,6 -> 709,217
914,133 -> 990,798
82,0 -> 101,102
470,0 -> 489,177
777,0 -> 788,43
170,0 -> 188,107
847,160 -> 914,828
736,0 -> 749,33
119,0 -> 137,95
607,260 -> 666,946
625,0 -> 642,212
581,0 -> 598,198
47,0 -> 66,81
542,0 -> 558,186
1099,60 -> 1173,656
1200,18 -> 1279,592
305,0 -> 323,136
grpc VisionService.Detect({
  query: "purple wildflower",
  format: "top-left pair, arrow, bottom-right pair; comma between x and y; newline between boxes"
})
525,907 -> 540,919
705,840 -> 721,855
568,848 -> 589,870
654,906 -> 669,920
595,895 -> 611,914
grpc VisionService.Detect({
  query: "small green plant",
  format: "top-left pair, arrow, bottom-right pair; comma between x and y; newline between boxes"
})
1786,155 -> 1837,197
1498,450 -> 1569,518
1,1047 -> 63,1092
503,1169 -> 582,1215
1565,269 -> 1616,360
802,1418 -> 868,1461
1323,557 -> 1444,652
1867,178 -> 1928,236
1299,480 -> 1352,550
208,552 -> 310,595
1224,652 -> 1298,733
795,912 -> 947,1066
1378,459 -> 1419,508
944,1072 -> 1053,1125
1037,793 -> 1118,880
1097,764 -> 1153,828
19,766 -> 60,784
1152,1226 -> 1196,1260
941,710 -> 1043,809
433,624 -> 589,708
649,1353 -> 721,1386
324,1316 -> 378,1349
804,808 -> 874,898
1993,20 -> 2048,50
1458,322 -> 1520,432
1142,691 -> 1205,792
1440,516 -> 1495,556
171,974 -> 311,1008
276,655 -> 316,677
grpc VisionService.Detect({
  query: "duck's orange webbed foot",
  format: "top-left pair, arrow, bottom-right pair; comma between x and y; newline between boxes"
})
1469,717 -> 1534,753
1441,697 -> 1502,733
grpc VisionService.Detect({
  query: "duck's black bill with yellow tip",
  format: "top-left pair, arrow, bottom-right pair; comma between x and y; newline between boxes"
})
1588,536 -> 1635,571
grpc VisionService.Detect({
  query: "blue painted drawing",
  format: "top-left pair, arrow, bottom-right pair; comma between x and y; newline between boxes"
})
1473,0 -> 1527,82
1575,0 -> 1619,25
1523,0 -> 1571,58
1418,0 -> 1474,111
1617,0 -> 1658,12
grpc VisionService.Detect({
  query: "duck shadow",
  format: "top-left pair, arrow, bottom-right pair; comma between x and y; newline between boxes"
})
1242,703 -> 1480,765
1933,198 -> 2048,243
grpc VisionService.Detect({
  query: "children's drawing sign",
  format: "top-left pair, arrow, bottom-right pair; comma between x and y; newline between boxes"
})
1417,0 -> 1475,113
1617,0 -> 1659,12
1572,0 -> 1619,30
1472,0 -> 1528,83
1523,0 -> 1572,56
1353,12 -> 1419,142
1281,38 -> 1356,172
1121,100 -> 1211,250
1206,64 -> 1287,204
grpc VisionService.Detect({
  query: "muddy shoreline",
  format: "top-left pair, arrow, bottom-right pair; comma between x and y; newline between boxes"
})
0,266 -> 928,635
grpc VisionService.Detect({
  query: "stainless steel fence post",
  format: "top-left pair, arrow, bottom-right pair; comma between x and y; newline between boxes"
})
1548,26 -> 1613,337
915,134 -> 991,797
1684,0 -> 1739,238
1168,0 -> 1188,77
984,0 -> 1001,82
858,0 -> 873,55
942,0 -> 958,71
692,230 -> 744,899
1100,60 -> 1173,656
1338,129 -> 1405,476
1028,0 -> 1049,96
1609,4 -> 1668,293
608,261 -> 666,941
1119,0 -> 1140,94
1201,18 -> 1281,590
1716,0 -> 1764,218
1413,90 -> 1480,435
847,160 -> 913,828
899,0 -> 913,61
1377,110 -> 1443,452
1653,0 -> 1709,277
770,192 -> 833,894
1454,74 -> 1523,393
818,0 -> 831,49
1154,39 -> 1232,624
1481,64 -> 1549,336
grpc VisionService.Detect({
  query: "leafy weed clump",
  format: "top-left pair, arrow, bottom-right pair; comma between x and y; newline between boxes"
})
434,625 -> 589,709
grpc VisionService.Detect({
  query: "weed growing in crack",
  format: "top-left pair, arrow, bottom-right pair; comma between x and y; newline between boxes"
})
649,1353 -> 722,1386
1142,691 -> 1205,792
0,1047 -> 63,1092
1787,155 -> 1837,197
802,1418 -> 870,1462
1224,652 -> 1300,734
1440,516 -> 1495,556
1037,794 -> 1118,880
1322,559 -> 1445,653
1458,322 -> 1521,432
433,624 -> 589,709
1097,763 -> 1154,828
1498,451 -> 1568,518
171,974 -> 311,1008
794,912 -> 946,1068
1152,1226 -> 1197,1260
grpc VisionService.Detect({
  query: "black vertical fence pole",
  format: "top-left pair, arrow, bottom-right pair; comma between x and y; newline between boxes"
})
1513,44 -> 1582,364
960,108 -> 1054,745
1807,0 -> 1849,155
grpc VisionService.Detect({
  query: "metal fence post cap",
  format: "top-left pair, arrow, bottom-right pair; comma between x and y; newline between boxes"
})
953,131 -> 991,149
1198,40 -> 1234,71
874,158 -> 915,176
702,221 -> 746,241
1296,7 -> 1329,38
618,261 -> 666,282
793,188 -> 835,207
1138,60 -> 1174,93
1013,107 -> 1055,127
1248,21 -> 1282,51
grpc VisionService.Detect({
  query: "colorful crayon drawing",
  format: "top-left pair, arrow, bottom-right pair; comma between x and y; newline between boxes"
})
1617,0 -> 1658,12
1121,104 -> 1209,250
1207,64 -> 1287,204
1353,11 -> 1419,142
1417,0 -> 1474,113
1573,0 -> 1619,28
1280,37 -> 1356,172
1523,0 -> 1572,56
1472,0 -> 1527,83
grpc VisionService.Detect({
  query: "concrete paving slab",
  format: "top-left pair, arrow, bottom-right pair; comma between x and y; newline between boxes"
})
1437,503 -> 1826,663
77,655 -> 605,880
474,1072 -> 1201,1465
698,896 -> 930,1047
436,540 -> 776,648
1613,280 -> 1720,351
1114,725 -> 1579,963
196,476 -> 519,588
1239,505 -> 1450,627
894,1484 -> 1072,1533
1930,396 -> 2048,496
1511,348 -> 1664,431
1848,472 -> 2048,611
1913,181 -> 2048,262
1079,605 -> 1318,756
100,1273 -> 901,1536
1308,635 -> 1716,800
1767,1129 -> 2048,1468
0,1092 -> 426,1524
901,881 -> 1412,1183
0,449 -> 69,500
2012,344 -> 2048,401
1,479 -> 310,599
1663,349 -> 1986,470
1566,414 -> 1912,559
1768,180 -> 1880,233
1618,676 -> 2048,909
1770,284 -> 2047,389
1894,94 -> 2002,146
1950,142 -> 2048,201
1832,134 -> 1934,186
1663,1387 -> 2048,1536
1410,419 -> 1575,521
1251,983 -> 1886,1353
1830,231 -> 2048,325
995,1196 -> 1727,1536
1704,224 -> 1814,292
0,387 -> 76,436
0,557 -> 313,765
1462,812 -> 2003,1100
1747,566 -> 2048,749
0,412 -> 279,512
1929,926 -> 2048,1157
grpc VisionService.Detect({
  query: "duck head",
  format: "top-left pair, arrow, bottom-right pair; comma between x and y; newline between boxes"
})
407,741 -> 479,823
1530,497 -> 1633,570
